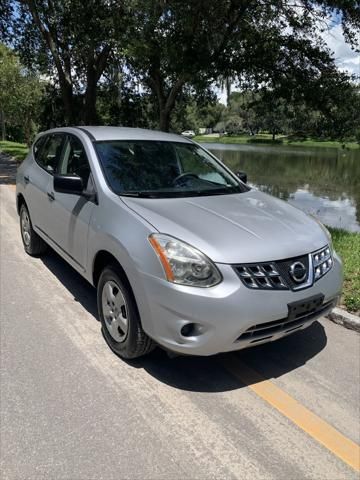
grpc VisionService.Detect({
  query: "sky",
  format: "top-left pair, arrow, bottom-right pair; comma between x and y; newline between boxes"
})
322,23 -> 360,77
217,22 -> 360,104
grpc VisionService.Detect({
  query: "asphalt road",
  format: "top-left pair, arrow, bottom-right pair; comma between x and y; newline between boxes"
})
1,159 -> 359,479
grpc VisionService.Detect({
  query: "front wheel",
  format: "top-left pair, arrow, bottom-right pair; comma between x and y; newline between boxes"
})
19,203 -> 47,256
97,265 -> 155,359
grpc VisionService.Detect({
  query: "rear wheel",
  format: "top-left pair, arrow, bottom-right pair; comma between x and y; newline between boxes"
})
19,203 -> 47,256
97,265 -> 155,359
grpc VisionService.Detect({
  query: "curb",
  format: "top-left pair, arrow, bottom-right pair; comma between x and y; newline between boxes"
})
326,307 -> 360,333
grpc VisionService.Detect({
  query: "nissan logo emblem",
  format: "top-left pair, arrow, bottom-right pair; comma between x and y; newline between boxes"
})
289,261 -> 307,283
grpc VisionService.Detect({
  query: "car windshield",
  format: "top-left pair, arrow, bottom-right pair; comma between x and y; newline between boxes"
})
95,140 -> 249,198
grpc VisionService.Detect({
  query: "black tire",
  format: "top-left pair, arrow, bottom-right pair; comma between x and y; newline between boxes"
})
97,264 -> 155,359
19,203 -> 47,256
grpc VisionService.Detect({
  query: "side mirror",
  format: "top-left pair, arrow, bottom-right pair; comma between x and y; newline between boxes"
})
235,171 -> 247,183
54,174 -> 84,195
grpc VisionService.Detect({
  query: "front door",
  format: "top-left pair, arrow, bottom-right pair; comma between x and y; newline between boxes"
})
46,134 -> 96,272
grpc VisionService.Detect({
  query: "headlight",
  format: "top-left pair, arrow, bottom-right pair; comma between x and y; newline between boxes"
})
148,234 -> 222,287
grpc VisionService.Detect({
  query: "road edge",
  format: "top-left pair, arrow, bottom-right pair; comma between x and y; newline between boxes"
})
326,307 -> 360,333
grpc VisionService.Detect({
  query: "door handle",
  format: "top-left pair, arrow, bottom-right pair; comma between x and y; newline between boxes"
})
24,175 -> 30,184
47,191 -> 55,201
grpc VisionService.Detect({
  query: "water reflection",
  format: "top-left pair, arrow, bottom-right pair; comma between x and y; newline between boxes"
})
205,143 -> 360,232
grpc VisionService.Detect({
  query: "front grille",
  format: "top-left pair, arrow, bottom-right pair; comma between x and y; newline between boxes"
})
236,298 -> 335,344
233,245 -> 332,291
235,263 -> 288,290
275,254 -> 309,290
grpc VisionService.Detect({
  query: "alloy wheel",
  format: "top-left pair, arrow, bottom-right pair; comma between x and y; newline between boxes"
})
21,209 -> 31,246
101,280 -> 129,342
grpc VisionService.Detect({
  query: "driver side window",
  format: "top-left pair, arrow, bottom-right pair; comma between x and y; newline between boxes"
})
58,135 -> 91,185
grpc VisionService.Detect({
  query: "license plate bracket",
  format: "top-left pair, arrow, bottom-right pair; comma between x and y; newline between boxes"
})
287,293 -> 324,320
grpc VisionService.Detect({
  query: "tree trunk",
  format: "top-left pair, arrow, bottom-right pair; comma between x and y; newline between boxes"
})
59,75 -> 74,125
82,46 -> 111,125
83,73 -> 98,125
24,115 -> 31,146
148,72 -> 185,132
226,77 -> 231,107
0,110 -> 5,141
159,108 -> 171,132
272,131 -> 276,141
26,1 -> 75,125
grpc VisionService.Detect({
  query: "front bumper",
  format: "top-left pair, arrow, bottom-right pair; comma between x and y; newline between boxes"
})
138,252 -> 343,356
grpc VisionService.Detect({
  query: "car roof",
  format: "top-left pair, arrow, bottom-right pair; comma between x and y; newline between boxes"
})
41,126 -> 192,143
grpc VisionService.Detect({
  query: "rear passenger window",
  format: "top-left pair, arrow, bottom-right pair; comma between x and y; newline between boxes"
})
35,134 -> 64,173
33,136 -> 46,162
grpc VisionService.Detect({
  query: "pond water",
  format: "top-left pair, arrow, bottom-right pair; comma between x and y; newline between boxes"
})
204,143 -> 360,232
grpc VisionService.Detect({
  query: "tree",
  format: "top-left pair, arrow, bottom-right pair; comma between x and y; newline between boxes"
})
318,81 -> 360,142
0,43 -> 43,143
228,92 -> 262,135
126,0 -> 360,131
10,0 -> 126,125
256,95 -> 291,141
126,0 -> 258,131
225,115 -> 243,135
4,0 -> 360,131
171,91 -> 225,133
0,44 -> 17,139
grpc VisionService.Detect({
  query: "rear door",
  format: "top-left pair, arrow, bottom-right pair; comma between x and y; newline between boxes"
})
25,133 -> 65,236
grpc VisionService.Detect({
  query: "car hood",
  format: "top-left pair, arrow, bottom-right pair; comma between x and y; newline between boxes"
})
122,190 -> 329,263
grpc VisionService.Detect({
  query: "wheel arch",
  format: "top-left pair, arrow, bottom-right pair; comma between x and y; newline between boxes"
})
17,193 -> 26,215
91,244 -> 154,338
92,250 -> 131,289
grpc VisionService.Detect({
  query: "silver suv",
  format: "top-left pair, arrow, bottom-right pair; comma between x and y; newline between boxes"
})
16,127 -> 343,358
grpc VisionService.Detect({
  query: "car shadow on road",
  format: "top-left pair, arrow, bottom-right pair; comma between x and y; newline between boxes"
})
41,247 -> 328,393
41,248 -> 99,319
128,322 -> 327,392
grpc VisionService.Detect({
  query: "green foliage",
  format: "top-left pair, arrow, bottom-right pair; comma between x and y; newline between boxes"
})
124,0 -> 360,131
1,0 -> 359,137
225,116 -> 243,135
11,0 -> 126,124
170,93 -> 226,133
329,228 -> 360,313
209,80 -> 360,143
0,44 -> 44,144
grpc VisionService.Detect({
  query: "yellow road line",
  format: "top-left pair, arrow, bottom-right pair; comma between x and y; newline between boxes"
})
223,356 -> 360,472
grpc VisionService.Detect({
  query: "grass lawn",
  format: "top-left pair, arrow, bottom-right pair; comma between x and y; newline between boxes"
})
328,228 -> 360,314
194,134 -> 359,150
0,140 -> 29,161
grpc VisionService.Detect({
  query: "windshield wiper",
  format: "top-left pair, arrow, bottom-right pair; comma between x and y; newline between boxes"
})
119,186 -> 241,199
194,186 -> 239,196
119,191 -> 158,198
